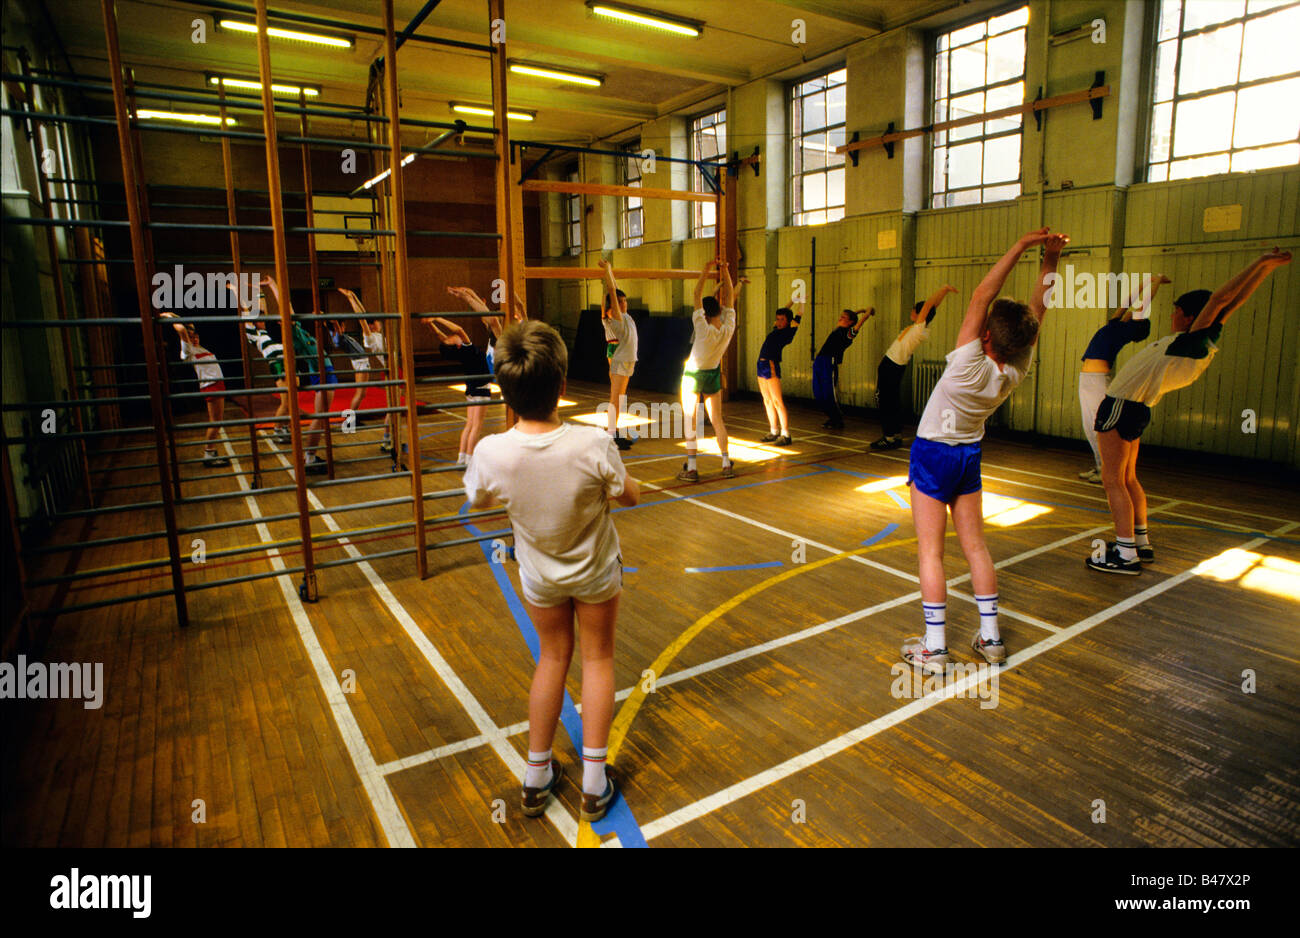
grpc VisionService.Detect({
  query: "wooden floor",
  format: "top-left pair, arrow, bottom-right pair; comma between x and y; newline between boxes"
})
4,378 -> 1299,847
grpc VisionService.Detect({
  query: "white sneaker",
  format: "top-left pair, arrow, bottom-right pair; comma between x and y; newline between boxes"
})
1079,468 -> 1102,484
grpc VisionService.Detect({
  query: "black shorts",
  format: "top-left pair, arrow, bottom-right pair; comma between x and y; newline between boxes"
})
1094,395 -> 1151,441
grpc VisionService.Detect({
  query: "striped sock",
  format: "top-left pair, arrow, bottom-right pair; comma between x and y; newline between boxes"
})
525,750 -> 552,789
1134,526 -> 1150,548
922,602 -> 947,651
974,593 -> 1000,642
582,746 -> 608,796
1116,537 -> 1138,561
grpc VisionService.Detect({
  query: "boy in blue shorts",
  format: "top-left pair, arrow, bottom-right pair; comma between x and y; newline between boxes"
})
756,290 -> 803,445
903,228 -> 1067,672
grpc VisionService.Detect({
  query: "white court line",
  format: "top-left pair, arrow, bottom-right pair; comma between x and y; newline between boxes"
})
256,432 -> 580,843
638,520 -> 1299,842
220,434 -> 416,848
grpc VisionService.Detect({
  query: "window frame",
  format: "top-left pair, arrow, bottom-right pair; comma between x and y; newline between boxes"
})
690,107 -> 726,238
619,141 -> 644,248
789,66 -> 848,227
562,161 -> 581,257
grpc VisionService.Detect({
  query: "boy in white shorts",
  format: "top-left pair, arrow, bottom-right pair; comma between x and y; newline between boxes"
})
597,260 -> 638,451
464,320 -> 640,823
337,287 -> 392,452
678,259 -> 736,482
1086,248 -> 1291,575
903,228 -> 1067,674
160,311 -> 231,468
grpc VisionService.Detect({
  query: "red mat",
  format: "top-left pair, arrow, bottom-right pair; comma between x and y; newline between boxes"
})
253,384 -> 433,429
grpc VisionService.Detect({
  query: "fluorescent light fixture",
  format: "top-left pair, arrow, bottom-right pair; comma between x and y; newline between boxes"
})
588,2 -> 702,37
217,18 -> 354,50
509,62 -> 604,87
207,74 -> 321,97
136,109 -> 236,127
451,103 -> 535,122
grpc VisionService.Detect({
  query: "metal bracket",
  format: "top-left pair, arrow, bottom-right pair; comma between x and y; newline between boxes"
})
700,163 -> 720,194
748,145 -> 760,176
883,122 -> 895,160
1090,70 -> 1105,120
518,146 -> 557,185
1033,87 -> 1044,130
848,131 -> 860,167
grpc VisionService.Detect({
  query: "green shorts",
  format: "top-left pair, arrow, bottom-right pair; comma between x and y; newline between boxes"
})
682,366 -> 722,397
606,342 -> 619,359
268,357 -> 286,378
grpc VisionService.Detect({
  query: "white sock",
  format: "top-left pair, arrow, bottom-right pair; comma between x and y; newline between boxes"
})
975,593 -> 1000,642
720,451 -> 731,468
582,746 -> 608,796
923,602 -> 946,651
204,448 -> 217,457
1117,537 -> 1138,561
779,426 -> 789,437
525,750 -> 552,789
686,453 -> 697,471
457,452 -> 468,465
1134,526 -> 1149,548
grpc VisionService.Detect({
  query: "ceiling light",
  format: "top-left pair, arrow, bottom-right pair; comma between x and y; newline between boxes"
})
207,75 -> 321,97
137,109 -> 236,127
508,62 -> 604,87
588,2 -> 702,37
451,103 -> 535,122
217,18 -> 354,50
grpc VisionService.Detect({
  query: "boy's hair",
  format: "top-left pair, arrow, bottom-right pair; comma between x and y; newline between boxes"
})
702,295 -> 721,318
1173,289 -> 1211,326
986,297 -> 1038,361
603,288 -> 627,311
493,321 -> 567,420
775,307 -> 792,321
913,301 -> 925,314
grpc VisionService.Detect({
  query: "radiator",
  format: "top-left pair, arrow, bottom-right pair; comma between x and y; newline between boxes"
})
911,359 -> 946,414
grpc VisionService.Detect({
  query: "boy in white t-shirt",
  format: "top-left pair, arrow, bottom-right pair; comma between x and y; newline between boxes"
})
1086,247 -> 1292,575
597,260 -> 639,451
871,284 -> 957,451
463,320 -> 640,824
336,288 -> 393,453
903,228 -> 1067,674
678,259 -> 736,482
160,311 -> 230,468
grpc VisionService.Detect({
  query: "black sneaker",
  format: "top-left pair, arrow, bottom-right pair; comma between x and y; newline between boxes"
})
203,453 -> 230,468
304,459 -> 328,475
379,439 -> 393,454
774,435 -> 792,446
870,436 -> 892,450
1086,545 -> 1141,575
760,432 -> 779,443
1137,544 -> 1155,564
614,436 -> 633,451
676,463 -> 698,483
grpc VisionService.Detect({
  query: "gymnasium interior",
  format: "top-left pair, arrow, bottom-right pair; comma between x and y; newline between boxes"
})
2,0 -> 1298,852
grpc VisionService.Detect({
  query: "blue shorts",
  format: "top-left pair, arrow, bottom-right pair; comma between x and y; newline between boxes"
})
304,363 -> 338,387
757,358 -> 781,380
908,437 -> 982,504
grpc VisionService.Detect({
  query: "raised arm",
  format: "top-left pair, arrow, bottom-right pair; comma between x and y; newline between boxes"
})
1116,274 -> 1169,322
920,285 -> 958,325
716,260 -> 735,309
694,259 -> 717,309
958,228 -> 1051,346
432,316 -> 471,344
1030,233 -> 1069,324
854,308 -> 874,333
597,259 -> 623,320
1192,248 -> 1292,330
158,310 -> 188,337
448,285 -> 490,314
510,293 -> 528,323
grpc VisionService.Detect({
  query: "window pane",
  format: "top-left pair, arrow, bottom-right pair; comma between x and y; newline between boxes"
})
1239,6 -> 1300,81
988,6 -> 1029,33
826,167 -> 844,208
1150,101 -> 1174,163
827,126 -> 846,165
949,21 -> 986,47
983,134 -> 1021,183
1172,90 -> 1236,156
951,188 -> 982,206
1234,77 -> 1300,147
1154,41 -> 1177,103
1247,0 -> 1292,10
827,68 -> 846,87
700,201 -> 715,229
1177,24 -> 1243,95
948,141 -> 983,188
805,209 -> 827,226
803,173 -> 827,210
1182,0 -> 1244,31
1149,162 -> 1169,182
933,146 -> 948,192
934,51 -> 949,101
629,212 -> 643,237
986,81 -> 1024,133
983,182 -> 1020,203
950,43 -> 986,94
802,92 -> 827,131
950,91 -> 984,141
827,83 -> 846,128
1169,153 -> 1232,178
1230,141 -> 1300,170
805,133 -> 830,170
827,205 -> 845,223
987,29 -> 1025,83
1158,0 -> 1183,41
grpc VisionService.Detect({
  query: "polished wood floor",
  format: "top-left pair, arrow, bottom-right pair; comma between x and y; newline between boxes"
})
4,378 -> 1298,847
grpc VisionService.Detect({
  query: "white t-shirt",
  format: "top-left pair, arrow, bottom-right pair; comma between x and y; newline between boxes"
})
686,307 -> 736,371
916,339 -> 1033,444
885,322 -> 930,366
179,339 -> 223,388
1106,333 -> 1218,407
604,313 -> 638,365
463,424 -> 626,594
362,331 -> 384,355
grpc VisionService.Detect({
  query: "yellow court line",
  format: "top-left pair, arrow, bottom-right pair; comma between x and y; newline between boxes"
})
575,520 -> 1096,848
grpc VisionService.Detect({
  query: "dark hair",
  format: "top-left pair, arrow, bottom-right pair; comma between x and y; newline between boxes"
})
1174,289 -> 1211,326
603,289 -> 627,312
775,307 -> 792,320
986,298 -> 1038,361
493,321 -> 567,420
702,295 -> 721,318
913,301 -> 925,314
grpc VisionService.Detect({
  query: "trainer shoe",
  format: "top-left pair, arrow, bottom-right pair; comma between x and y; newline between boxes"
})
676,464 -> 699,483
272,428 -> 291,445
304,459 -> 328,475
901,637 -> 950,675
379,438 -> 393,454
720,463 -> 736,479
971,632 -> 1007,666
1137,544 -> 1155,564
521,759 -> 564,818
774,435 -> 792,447
870,436 -> 892,450
580,767 -> 619,823
1080,468 -> 1102,484
203,454 -> 230,468
760,432 -> 779,443
1086,545 -> 1141,575
885,436 -> 904,450
614,436 -> 633,451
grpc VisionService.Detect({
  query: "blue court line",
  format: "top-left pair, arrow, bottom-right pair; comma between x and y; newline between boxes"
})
685,561 -> 784,573
624,567 -> 638,573
861,523 -> 900,547
611,466 -> 832,514
885,489 -> 909,509
457,503 -> 648,848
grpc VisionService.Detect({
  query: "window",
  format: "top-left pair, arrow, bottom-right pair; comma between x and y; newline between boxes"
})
563,163 -> 581,256
620,141 -> 643,248
1148,0 -> 1300,181
691,108 -> 726,237
791,68 -> 846,226
931,6 -> 1027,208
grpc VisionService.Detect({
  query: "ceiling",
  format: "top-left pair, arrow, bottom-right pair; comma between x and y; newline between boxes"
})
44,0 -> 975,146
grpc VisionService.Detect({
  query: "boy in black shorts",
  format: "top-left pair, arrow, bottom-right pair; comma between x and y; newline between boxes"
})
813,308 -> 872,430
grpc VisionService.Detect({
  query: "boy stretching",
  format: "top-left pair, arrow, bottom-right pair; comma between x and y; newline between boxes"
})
597,260 -> 638,451
678,260 -> 736,482
871,285 -> 957,450
463,321 -> 640,822
756,291 -> 803,445
813,308 -> 873,430
903,228 -> 1066,673
1086,248 -> 1291,574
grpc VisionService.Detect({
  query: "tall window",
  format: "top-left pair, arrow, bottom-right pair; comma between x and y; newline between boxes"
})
563,163 -> 581,256
620,141 -> 643,248
691,108 -> 726,237
1148,0 -> 1300,181
931,6 -> 1027,208
791,68 -> 846,226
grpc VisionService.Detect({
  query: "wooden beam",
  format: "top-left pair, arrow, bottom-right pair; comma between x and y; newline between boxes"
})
522,179 -> 714,203
525,266 -> 715,280
837,85 -> 1111,156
